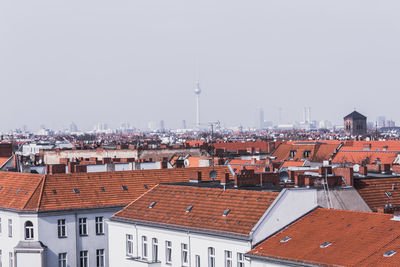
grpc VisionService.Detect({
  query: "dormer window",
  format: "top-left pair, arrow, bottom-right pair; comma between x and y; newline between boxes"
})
303,150 -> 311,158
25,221 -> 34,240
289,150 -> 297,158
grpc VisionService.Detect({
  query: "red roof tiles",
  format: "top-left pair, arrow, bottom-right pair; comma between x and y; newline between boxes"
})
0,166 -> 231,212
247,208 -> 400,267
113,184 -> 279,236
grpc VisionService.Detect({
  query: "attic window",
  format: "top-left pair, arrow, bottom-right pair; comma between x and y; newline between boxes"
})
289,150 -> 297,158
222,209 -> 231,217
320,242 -> 332,248
383,250 -> 397,257
53,190 -> 57,195
303,150 -> 311,158
385,191 -> 392,197
144,185 -> 148,189
73,188 -> 79,194
280,236 -> 291,243
186,205 -> 193,213
16,189 -> 21,194
100,187 -> 105,192
122,185 -> 128,191
149,202 -> 156,208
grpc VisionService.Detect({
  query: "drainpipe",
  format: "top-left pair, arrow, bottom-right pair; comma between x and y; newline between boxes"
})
75,213 -> 79,267
135,224 -> 138,257
188,231 -> 192,267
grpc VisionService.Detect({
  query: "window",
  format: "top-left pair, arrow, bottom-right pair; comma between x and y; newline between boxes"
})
320,241 -> 332,248
225,250 -> 232,267
96,249 -> 105,267
280,236 -> 291,243
237,253 -> 245,267
289,150 -> 297,158
208,247 -> 215,267
142,236 -> 148,259
303,150 -> 311,158
25,221 -> 34,240
149,202 -> 156,208
79,250 -> 88,267
8,252 -> 13,267
165,241 -> 172,264
79,218 -> 87,236
58,253 -> 67,267
0,217 -> 2,233
181,243 -> 188,266
58,219 -> 67,238
95,217 -> 104,235
383,250 -> 397,257
195,255 -> 200,267
8,219 -> 12,238
0,250 -> 2,267
126,234 -> 134,256
152,238 -> 158,262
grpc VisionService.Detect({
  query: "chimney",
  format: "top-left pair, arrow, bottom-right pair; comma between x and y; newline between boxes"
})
189,171 -> 202,183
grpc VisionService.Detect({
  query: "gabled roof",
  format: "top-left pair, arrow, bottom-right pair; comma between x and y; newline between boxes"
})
354,177 -> 400,211
247,208 -> 400,267
332,151 -> 398,165
344,111 -> 367,120
112,184 -> 279,237
0,166 -> 231,212
272,142 -> 340,162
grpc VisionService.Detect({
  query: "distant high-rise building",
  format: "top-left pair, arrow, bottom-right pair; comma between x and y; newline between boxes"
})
69,122 -> 78,133
159,120 -> 165,132
182,120 -> 187,129
377,116 -> 386,128
255,108 -> 264,129
344,111 -> 367,136
386,120 -> 396,128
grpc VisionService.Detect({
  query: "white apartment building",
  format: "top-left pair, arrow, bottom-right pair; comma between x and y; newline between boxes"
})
108,185 -> 323,267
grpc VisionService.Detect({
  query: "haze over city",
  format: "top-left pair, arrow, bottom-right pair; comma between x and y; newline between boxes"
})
1,0 -> 400,131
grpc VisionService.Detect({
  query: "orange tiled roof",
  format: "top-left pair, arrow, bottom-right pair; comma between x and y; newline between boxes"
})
354,177 -> 400,211
342,141 -> 400,152
113,184 -> 279,236
332,151 -> 398,165
0,166 -> 231,212
280,160 -> 306,168
247,208 -> 400,267
0,157 -> 10,167
272,142 -> 340,162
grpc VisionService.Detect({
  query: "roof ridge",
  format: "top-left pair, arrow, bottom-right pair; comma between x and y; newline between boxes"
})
113,184 -> 159,218
22,175 -> 46,211
35,174 -> 48,212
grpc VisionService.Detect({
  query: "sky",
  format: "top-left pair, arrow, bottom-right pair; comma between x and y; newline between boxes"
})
1,0 -> 400,131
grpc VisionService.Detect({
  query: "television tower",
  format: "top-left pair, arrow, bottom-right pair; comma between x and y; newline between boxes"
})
194,80 -> 201,128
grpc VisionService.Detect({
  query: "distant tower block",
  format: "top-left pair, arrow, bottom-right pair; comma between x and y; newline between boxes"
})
194,81 -> 201,127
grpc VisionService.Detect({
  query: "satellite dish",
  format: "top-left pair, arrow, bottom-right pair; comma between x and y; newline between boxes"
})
279,171 -> 290,184
184,159 -> 190,167
209,170 -> 218,180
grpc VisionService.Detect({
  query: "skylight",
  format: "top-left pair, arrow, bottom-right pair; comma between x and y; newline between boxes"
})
144,185 -> 148,189
73,188 -> 79,194
122,185 -> 128,191
385,191 -> 392,197
383,250 -> 397,257
53,190 -> 57,195
149,202 -> 156,208
222,209 -> 231,217
320,242 -> 332,248
100,187 -> 105,192
16,189 -> 21,194
186,205 -> 193,213
280,236 -> 291,243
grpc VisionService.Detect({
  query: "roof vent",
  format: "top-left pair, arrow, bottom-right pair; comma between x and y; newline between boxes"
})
280,236 -> 291,243
53,190 -> 57,195
16,189 -> 21,194
73,188 -> 79,194
144,185 -> 148,189
320,242 -> 332,248
385,191 -> 392,197
186,205 -> 193,213
122,185 -> 128,191
149,202 -> 156,208
222,209 -> 231,217
0,186 -> 2,190
100,187 -> 105,192
383,250 -> 396,257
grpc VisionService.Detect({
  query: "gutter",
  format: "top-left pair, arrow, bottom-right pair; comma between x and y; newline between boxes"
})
110,216 -> 250,241
245,253 -> 321,267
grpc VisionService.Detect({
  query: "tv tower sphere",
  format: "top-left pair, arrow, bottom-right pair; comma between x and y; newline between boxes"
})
194,81 -> 201,95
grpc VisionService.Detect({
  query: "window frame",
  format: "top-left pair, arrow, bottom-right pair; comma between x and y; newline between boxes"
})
142,236 -> 148,259
208,247 -> 215,267
152,238 -> 158,262
96,249 -> 105,267
7,219 -> 12,238
225,250 -> 232,267
126,234 -> 134,257
165,241 -> 172,264
78,218 -> 88,236
95,217 -> 104,235
24,221 -> 34,240
79,250 -> 88,267
58,252 -> 67,267
181,243 -> 189,266
57,219 -> 67,238
237,252 -> 245,267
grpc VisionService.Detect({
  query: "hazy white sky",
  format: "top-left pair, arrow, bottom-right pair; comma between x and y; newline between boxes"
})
1,0 -> 400,131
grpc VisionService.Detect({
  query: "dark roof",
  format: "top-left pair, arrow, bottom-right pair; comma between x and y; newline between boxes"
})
344,111 -> 367,120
